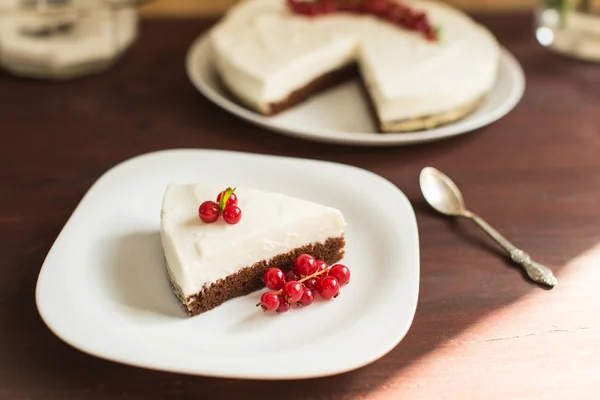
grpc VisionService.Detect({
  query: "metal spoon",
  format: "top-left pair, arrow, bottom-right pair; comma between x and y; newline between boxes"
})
419,166 -> 558,287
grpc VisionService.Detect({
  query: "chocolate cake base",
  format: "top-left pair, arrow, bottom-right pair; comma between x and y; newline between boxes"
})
266,64 -> 359,115
217,64 -> 358,116
167,236 -> 346,316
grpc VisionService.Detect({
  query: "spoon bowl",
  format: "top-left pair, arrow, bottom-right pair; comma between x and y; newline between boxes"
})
419,167 -> 467,217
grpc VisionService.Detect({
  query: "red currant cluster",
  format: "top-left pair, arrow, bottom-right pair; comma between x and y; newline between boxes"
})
258,254 -> 351,313
287,0 -> 439,41
198,187 -> 242,225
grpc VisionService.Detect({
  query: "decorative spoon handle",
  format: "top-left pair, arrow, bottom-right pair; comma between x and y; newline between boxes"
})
463,211 -> 558,287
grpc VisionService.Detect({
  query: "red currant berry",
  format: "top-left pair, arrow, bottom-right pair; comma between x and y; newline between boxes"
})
324,0 -> 337,13
413,11 -> 425,20
297,288 -> 314,307
276,296 -> 291,313
283,281 -> 303,303
405,17 -> 419,30
315,276 -> 330,296
260,292 -> 280,312
365,0 -> 389,14
198,201 -> 219,223
306,3 -> 323,16
288,0 -> 435,42
294,254 -> 317,277
293,2 -> 310,14
285,270 -> 299,282
387,2 -> 408,14
416,19 -> 428,31
391,12 -> 408,26
216,190 -> 238,207
263,268 -> 285,290
315,259 -> 328,273
329,264 -> 351,286
222,205 -> 242,224
304,277 -> 318,291
317,276 -> 340,300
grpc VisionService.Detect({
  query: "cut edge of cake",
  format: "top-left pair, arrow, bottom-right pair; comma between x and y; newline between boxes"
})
166,236 -> 345,316
213,57 -> 358,117
214,59 -> 488,133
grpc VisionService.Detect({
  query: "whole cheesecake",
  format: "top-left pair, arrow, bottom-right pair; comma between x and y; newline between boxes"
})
160,183 -> 346,316
209,0 -> 500,132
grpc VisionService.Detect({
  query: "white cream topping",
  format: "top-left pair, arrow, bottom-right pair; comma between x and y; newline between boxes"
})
209,0 -> 500,121
160,183 -> 346,297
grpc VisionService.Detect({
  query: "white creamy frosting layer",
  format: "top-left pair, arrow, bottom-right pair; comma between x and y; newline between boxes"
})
209,0 -> 500,121
160,183 -> 346,297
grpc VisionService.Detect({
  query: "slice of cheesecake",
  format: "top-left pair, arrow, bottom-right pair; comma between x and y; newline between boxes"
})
160,183 -> 347,316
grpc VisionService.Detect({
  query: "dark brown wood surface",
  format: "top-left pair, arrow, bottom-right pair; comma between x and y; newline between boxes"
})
1,14 -> 599,400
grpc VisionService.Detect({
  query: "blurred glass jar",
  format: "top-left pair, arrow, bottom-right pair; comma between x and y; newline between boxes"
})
536,0 -> 600,62
0,0 -> 140,79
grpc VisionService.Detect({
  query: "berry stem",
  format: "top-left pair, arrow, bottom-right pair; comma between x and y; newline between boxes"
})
255,267 -> 330,307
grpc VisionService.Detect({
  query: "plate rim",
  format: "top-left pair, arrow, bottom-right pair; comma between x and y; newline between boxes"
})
186,34 -> 525,147
35,149 -> 421,379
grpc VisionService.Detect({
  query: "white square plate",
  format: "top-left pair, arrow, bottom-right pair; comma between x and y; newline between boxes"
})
36,149 -> 420,379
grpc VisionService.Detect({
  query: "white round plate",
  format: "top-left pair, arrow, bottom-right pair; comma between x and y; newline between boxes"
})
36,149 -> 420,380
186,35 -> 525,146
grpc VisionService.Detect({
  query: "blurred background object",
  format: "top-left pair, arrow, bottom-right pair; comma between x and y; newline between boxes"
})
0,0 -> 144,80
536,0 -> 600,61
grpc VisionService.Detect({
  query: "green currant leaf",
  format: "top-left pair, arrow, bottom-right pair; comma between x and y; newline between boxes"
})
434,25 -> 442,41
219,187 -> 236,211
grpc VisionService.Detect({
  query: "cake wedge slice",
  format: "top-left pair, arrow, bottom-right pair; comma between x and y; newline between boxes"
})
160,183 -> 346,316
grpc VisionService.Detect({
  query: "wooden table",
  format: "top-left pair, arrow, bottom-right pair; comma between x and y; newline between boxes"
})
1,14 -> 599,400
